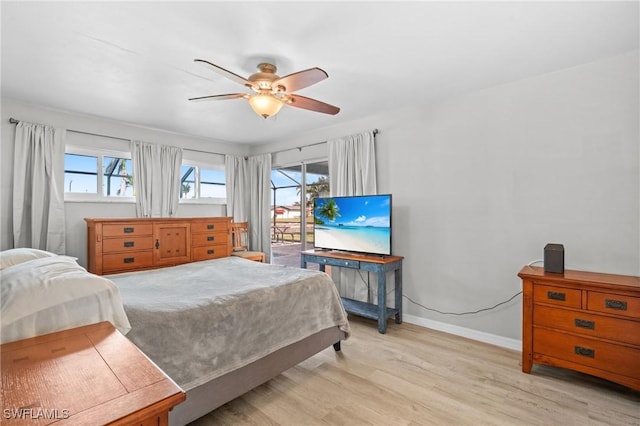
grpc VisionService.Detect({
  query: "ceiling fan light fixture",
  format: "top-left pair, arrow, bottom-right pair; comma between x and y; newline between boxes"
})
248,93 -> 283,119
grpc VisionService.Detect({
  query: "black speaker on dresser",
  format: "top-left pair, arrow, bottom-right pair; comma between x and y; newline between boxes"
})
544,243 -> 564,274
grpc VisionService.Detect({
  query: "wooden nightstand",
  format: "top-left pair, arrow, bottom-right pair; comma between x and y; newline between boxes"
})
1,321 -> 185,425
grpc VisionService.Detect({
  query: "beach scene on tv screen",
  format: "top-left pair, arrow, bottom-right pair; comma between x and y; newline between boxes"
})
314,195 -> 391,255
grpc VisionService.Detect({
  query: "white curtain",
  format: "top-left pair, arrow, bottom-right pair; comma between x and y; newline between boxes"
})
225,153 -> 272,261
328,131 -> 377,197
132,141 -> 182,217
224,155 -> 249,222
13,121 -> 66,253
328,130 -> 377,302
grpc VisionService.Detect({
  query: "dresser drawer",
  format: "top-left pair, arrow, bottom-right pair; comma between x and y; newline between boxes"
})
103,223 -> 153,237
192,245 -> 227,261
533,305 -> 640,346
534,328 -> 640,379
320,257 -> 360,269
102,236 -> 154,253
533,284 -> 582,309
191,221 -> 229,233
103,251 -> 154,272
192,232 -> 229,247
587,291 -> 640,319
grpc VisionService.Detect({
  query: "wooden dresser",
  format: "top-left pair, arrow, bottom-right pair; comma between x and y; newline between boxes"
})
85,217 -> 231,275
1,321 -> 185,425
519,265 -> 640,391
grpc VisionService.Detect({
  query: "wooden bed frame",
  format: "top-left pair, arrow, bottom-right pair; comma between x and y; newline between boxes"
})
170,326 -> 345,425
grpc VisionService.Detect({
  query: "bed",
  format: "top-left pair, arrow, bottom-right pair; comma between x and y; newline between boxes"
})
0,249 -> 350,425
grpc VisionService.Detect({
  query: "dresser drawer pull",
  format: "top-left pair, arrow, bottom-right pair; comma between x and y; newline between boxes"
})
123,227 -> 134,233
574,346 -> 595,358
207,249 -> 215,255
123,257 -> 135,264
123,241 -> 134,248
605,299 -> 627,311
207,224 -> 214,230
574,319 -> 595,330
207,236 -> 215,241
155,239 -> 160,249
547,291 -> 566,301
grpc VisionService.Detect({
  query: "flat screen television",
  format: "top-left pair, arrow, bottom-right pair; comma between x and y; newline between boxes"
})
313,194 -> 392,256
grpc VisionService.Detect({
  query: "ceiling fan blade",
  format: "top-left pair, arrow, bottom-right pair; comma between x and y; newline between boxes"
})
286,94 -> 340,115
273,68 -> 328,93
188,93 -> 246,102
194,59 -> 255,88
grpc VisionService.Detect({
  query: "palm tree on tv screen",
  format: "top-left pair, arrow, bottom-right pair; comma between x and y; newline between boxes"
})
316,198 -> 340,223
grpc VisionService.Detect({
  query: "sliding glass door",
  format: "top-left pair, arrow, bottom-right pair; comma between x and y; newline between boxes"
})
270,161 -> 329,266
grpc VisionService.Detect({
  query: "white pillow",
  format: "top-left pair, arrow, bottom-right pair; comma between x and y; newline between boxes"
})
0,248 -> 58,271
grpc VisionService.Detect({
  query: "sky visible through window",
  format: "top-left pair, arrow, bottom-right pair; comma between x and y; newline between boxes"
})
64,154 -> 134,196
65,154 -> 225,198
271,169 -> 328,206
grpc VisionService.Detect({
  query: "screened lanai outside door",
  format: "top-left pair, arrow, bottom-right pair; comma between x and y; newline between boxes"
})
270,161 -> 329,267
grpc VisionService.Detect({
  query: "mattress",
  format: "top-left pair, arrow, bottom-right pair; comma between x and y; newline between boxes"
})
109,256 -> 350,390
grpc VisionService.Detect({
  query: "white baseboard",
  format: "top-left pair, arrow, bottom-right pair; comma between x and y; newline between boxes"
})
403,314 -> 522,352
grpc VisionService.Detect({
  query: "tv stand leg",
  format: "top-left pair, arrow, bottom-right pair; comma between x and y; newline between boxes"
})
378,270 -> 387,333
395,266 -> 403,324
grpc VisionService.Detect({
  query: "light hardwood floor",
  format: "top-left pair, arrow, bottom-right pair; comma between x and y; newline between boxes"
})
189,317 -> 640,425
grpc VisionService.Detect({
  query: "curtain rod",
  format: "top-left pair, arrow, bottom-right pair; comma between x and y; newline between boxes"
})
8,117 -> 222,156
270,128 -> 379,156
9,118 -> 379,157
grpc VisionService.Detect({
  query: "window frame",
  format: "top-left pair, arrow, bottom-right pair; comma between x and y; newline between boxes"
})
179,160 -> 226,205
64,145 -> 135,203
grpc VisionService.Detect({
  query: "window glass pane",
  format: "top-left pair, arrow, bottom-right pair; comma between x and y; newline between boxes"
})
200,168 -> 226,198
64,153 -> 98,193
180,165 -> 196,199
304,162 -> 329,248
103,157 -> 133,196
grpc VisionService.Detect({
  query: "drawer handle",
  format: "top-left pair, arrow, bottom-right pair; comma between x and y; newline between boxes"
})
123,241 -> 134,248
547,291 -> 566,301
155,239 -> 160,249
207,236 -> 215,241
207,249 -> 215,255
124,227 -> 134,233
124,257 -> 135,264
605,299 -> 627,311
574,346 -> 595,358
207,224 -> 214,230
574,318 -> 595,330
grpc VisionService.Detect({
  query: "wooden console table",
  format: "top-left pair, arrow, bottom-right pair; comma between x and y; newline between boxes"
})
301,250 -> 403,333
1,322 -> 185,425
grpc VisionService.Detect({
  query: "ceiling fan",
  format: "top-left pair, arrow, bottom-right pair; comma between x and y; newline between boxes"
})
189,59 -> 340,119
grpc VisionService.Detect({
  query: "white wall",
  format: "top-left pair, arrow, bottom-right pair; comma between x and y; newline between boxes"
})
255,51 -> 640,341
0,99 -> 250,267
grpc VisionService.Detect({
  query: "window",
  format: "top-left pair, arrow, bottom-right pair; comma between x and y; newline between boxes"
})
103,156 -> 133,196
65,145 -> 225,203
65,153 -> 98,194
180,164 -> 225,202
64,147 -> 134,201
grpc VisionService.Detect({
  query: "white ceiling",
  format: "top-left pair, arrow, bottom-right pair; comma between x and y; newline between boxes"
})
2,1 -> 638,145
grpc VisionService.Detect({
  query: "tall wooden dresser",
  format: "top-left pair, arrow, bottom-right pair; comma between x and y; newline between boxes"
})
519,265 -> 640,391
85,217 -> 231,275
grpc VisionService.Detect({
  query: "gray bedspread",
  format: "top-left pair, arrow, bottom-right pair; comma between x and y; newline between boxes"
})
109,256 -> 350,390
